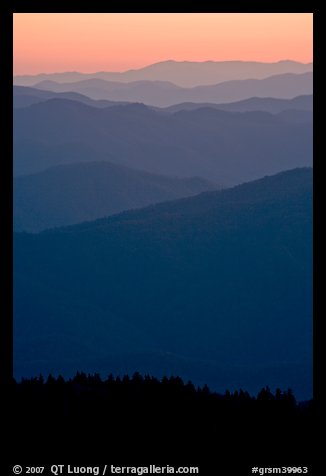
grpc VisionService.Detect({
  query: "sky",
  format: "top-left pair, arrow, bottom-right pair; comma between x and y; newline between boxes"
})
13,13 -> 313,75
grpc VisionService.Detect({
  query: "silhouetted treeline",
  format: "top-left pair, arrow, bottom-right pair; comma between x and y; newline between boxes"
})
8,372 -> 313,464
13,371 -> 303,409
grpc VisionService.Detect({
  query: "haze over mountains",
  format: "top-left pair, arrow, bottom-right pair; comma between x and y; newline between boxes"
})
14,85 -> 313,116
13,59 -> 313,399
14,59 -> 313,87
27,72 -> 312,107
14,168 -> 313,399
164,94 -> 313,114
14,97 -> 312,183
14,161 -> 216,232
13,85 -> 130,109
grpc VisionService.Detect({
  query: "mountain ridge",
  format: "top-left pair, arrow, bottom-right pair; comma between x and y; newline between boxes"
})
44,167 -> 311,233
13,86 -> 313,115
14,97 -> 312,182
14,59 -> 313,88
14,168 -> 313,399
28,72 -> 313,107
14,160 -> 217,232
164,94 -> 313,114
13,85 -> 131,109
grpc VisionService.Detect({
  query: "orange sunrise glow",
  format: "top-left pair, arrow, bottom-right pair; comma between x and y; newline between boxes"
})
13,13 -> 313,75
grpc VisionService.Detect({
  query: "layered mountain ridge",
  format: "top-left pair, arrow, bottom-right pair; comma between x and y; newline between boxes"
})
14,168 -> 313,399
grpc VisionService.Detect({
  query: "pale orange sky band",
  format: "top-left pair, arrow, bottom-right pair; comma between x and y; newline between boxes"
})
13,13 -> 313,75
